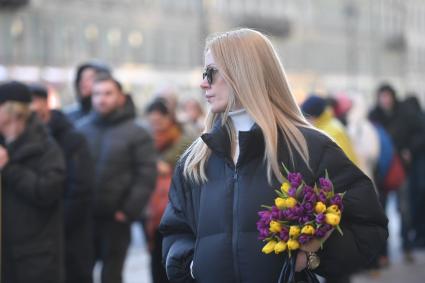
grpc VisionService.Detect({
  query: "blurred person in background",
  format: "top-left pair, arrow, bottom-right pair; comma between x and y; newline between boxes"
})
0,81 -> 65,283
401,95 -> 425,248
181,98 -> 205,135
154,87 -> 179,120
369,83 -> 425,264
145,98 -> 193,283
66,60 -> 111,124
326,94 -> 352,127
301,94 -> 359,166
30,84 -> 95,283
77,75 -> 157,283
333,93 -> 380,180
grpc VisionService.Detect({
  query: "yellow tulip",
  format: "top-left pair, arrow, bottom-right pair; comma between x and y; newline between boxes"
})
289,225 -> 301,238
274,241 -> 287,254
269,220 -> 282,233
326,205 -> 341,215
287,239 -> 300,250
325,213 -> 341,226
281,182 -> 290,193
275,197 -> 286,210
301,225 -> 315,235
262,240 -> 277,254
315,202 -> 326,214
285,197 -> 297,208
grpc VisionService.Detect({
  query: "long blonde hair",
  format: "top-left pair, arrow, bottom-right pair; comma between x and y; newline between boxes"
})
183,28 -> 312,184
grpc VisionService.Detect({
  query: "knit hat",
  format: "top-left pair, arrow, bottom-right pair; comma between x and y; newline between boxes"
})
301,95 -> 327,118
0,81 -> 32,104
29,84 -> 48,99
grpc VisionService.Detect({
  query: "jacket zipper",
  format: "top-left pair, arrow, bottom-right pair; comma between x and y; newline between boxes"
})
232,166 -> 241,282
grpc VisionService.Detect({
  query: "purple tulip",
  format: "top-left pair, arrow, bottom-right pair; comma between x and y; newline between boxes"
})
288,172 -> 303,187
318,191 -> 327,203
288,187 -> 297,197
294,204 -> 305,216
316,213 -> 325,224
271,206 -> 280,219
300,215 -> 312,224
303,202 -> 314,213
331,194 -> 343,210
303,189 -> 316,201
319,177 -> 333,190
298,234 -> 312,245
279,227 -> 289,242
283,208 -> 297,221
258,227 -> 270,240
315,228 -> 326,238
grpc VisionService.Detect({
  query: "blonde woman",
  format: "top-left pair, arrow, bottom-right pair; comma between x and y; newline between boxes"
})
0,82 -> 65,283
160,29 -> 388,283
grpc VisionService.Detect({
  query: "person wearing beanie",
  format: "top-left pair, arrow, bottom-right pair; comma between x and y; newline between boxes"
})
65,60 -> 111,124
0,81 -> 66,283
30,84 -> 95,283
301,94 -> 359,166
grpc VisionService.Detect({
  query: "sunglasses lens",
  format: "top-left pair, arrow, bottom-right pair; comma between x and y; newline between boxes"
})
203,68 -> 216,85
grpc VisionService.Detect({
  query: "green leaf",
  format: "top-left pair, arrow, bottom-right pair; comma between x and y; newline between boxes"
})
314,184 -> 320,194
296,182 -> 304,198
325,169 -> 329,180
275,189 -> 287,198
261,205 -> 272,210
281,162 -> 290,175
336,225 -> 344,236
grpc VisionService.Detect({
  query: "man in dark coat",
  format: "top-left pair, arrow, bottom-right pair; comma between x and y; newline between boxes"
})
78,75 -> 157,283
0,81 -> 66,283
66,60 -> 111,124
30,84 -> 95,283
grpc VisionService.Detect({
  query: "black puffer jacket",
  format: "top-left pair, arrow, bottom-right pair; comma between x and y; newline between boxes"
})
1,115 -> 65,283
77,96 -> 157,220
48,110 -> 94,281
49,110 -> 94,228
160,122 -> 388,283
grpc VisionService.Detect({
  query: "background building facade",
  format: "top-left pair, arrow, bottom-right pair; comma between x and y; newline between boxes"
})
1,0 -> 425,106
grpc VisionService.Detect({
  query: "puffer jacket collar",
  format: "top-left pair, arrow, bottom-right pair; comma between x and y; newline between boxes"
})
201,117 -> 265,167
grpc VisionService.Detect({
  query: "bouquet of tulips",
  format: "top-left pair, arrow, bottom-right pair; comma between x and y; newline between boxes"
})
256,164 -> 345,282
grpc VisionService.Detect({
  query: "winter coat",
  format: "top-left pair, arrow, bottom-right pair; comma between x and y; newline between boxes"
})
160,121 -> 388,283
49,110 -> 94,228
47,109 -> 94,281
78,96 -> 157,221
369,100 -> 425,158
1,114 -> 66,283
346,96 -> 380,179
313,107 -> 359,166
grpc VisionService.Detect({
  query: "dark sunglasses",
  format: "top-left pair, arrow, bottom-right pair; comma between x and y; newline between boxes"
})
202,67 -> 218,85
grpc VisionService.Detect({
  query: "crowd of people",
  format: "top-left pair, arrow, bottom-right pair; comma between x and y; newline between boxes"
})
0,61 -> 203,283
1,28 -> 424,283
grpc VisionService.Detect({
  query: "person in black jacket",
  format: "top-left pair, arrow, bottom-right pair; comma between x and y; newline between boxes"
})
369,84 -> 425,263
78,75 -> 157,283
66,60 -> 111,124
0,81 -> 65,283
30,84 -> 95,283
159,29 -> 388,283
